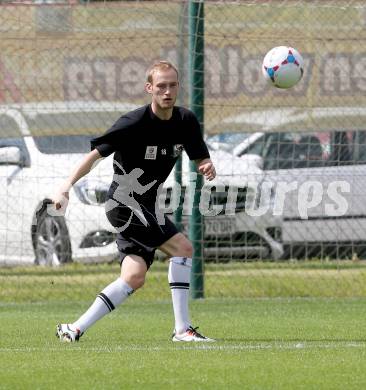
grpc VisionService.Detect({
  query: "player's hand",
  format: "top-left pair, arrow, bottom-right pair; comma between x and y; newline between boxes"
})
52,191 -> 69,211
51,182 -> 71,213
197,158 -> 216,181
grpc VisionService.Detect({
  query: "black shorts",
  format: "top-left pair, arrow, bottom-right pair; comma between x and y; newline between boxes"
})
106,204 -> 178,269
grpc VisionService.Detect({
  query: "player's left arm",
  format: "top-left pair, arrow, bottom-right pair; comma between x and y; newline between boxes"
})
196,158 -> 216,181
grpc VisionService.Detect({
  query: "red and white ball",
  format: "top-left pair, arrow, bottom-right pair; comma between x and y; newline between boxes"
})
262,46 -> 304,89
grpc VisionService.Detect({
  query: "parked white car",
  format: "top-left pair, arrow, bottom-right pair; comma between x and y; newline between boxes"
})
0,102 -> 283,266
221,107 -> 366,258
0,102 -> 137,266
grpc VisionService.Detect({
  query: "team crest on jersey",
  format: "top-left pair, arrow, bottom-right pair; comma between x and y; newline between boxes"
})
173,144 -> 184,157
145,146 -> 158,160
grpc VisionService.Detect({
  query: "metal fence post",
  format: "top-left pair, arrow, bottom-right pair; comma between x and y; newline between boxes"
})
188,0 -> 204,299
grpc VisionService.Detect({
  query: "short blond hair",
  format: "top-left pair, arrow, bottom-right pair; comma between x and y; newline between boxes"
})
146,61 -> 179,84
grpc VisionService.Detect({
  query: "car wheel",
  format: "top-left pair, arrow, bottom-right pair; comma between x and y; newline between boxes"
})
34,210 -> 72,266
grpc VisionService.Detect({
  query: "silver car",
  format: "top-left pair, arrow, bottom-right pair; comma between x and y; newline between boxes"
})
222,107 -> 366,259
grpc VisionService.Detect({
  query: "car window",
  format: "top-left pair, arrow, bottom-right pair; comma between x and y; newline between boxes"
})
24,111 -> 116,137
206,132 -> 250,152
245,135 -> 267,156
0,137 -> 30,166
263,133 -> 300,170
262,131 -> 353,170
0,137 -> 26,148
350,131 -> 366,164
327,132 -> 352,166
33,135 -> 95,154
0,114 -> 22,138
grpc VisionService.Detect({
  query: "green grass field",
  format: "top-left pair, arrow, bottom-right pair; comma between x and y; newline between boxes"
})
1,262 -> 366,389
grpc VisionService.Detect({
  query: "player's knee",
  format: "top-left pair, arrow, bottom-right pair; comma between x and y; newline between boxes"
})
179,240 -> 193,258
123,273 -> 145,290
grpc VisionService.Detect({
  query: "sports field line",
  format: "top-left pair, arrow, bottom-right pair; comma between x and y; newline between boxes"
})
1,341 -> 365,353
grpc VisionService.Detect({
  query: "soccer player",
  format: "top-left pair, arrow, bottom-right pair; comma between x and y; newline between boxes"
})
54,60 -> 216,342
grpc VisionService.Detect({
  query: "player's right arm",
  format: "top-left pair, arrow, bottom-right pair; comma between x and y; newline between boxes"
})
52,148 -> 103,210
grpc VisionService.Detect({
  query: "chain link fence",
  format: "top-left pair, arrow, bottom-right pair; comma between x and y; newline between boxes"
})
1,0 -> 366,300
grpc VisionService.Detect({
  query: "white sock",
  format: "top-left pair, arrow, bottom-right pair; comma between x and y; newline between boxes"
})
168,257 -> 192,334
72,278 -> 134,333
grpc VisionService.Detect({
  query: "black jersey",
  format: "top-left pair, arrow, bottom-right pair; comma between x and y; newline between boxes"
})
90,104 -> 210,206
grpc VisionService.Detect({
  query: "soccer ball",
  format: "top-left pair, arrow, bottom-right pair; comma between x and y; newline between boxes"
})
262,46 -> 304,89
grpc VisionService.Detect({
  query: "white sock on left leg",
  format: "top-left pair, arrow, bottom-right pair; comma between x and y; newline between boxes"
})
168,257 -> 192,334
72,278 -> 134,333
